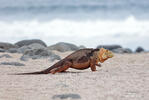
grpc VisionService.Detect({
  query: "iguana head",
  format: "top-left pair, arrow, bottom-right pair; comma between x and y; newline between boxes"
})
98,48 -> 114,63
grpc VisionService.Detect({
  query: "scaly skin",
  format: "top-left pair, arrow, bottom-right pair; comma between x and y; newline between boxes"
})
17,48 -> 114,75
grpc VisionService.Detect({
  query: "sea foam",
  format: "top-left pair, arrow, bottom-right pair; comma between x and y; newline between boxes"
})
0,16 -> 149,50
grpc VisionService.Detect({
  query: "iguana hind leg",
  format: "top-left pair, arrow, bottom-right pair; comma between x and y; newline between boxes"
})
50,66 -> 69,74
50,61 -> 72,74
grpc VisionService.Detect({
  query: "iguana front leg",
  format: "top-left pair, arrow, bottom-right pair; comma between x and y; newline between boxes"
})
90,65 -> 96,71
90,57 -> 97,71
50,61 -> 72,74
90,63 -> 101,71
95,63 -> 101,67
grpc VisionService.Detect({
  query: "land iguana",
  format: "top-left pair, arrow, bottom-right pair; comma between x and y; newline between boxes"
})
17,48 -> 114,74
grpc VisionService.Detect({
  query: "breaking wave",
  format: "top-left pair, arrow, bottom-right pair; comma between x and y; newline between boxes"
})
0,16 -> 149,50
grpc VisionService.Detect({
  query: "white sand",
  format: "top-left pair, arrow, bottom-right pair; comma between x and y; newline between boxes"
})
0,52 -> 149,100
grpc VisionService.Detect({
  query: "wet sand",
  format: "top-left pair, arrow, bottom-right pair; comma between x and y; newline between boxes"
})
0,52 -> 149,100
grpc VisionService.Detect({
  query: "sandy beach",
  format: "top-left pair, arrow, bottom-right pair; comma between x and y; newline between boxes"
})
1,0 -> 149,100
0,52 -> 149,100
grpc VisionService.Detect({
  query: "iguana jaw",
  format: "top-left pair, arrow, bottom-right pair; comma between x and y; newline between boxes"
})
107,51 -> 114,58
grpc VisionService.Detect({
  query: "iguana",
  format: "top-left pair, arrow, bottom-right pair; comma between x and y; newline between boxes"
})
16,48 -> 114,74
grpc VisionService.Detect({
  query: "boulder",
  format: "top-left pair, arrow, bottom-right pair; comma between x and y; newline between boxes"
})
0,42 -> 17,50
123,48 -> 133,53
15,39 -> 47,47
20,56 -> 28,61
20,48 -> 61,61
135,47 -> 145,53
17,43 -> 46,53
79,45 -> 86,49
52,93 -> 81,99
17,45 -> 31,53
112,48 -> 133,54
0,62 -> 25,66
0,48 -> 5,52
97,45 -> 122,50
7,48 -> 18,53
48,42 -> 79,52
48,54 -> 61,61
0,54 -> 12,58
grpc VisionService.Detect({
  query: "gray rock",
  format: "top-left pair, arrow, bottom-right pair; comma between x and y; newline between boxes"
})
0,42 -> 17,50
7,48 -> 18,53
48,54 -> 61,61
20,56 -> 29,61
24,49 -> 50,57
79,45 -> 86,49
15,39 -> 47,47
17,45 -> 31,53
52,94 -> 81,99
97,45 -> 122,50
112,48 -> 133,54
0,48 -> 5,52
135,47 -> 145,53
20,48 -> 61,61
48,42 -> 79,52
124,48 -> 133,53
0,62 -> 25,66
17,43 -> 46,53
28,43 -> 46,49
0,54 -> 12,58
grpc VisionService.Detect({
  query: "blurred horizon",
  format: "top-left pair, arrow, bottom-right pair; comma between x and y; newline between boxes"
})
0,0 -> 149,50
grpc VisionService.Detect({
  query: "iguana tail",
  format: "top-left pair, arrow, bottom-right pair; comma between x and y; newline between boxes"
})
11,59 -> 65,75
11,66 -> 55,75
14,71 -> 48,75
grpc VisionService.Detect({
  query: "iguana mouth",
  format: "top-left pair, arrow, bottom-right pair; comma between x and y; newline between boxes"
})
107,51 -> 114,58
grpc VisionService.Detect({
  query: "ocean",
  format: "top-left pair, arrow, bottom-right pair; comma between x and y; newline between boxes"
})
0,0 -> 149,50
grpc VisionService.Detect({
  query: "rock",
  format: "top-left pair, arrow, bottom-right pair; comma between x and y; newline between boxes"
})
0,48 -> 5,52
135,47 -> 145,53
0,54 -> 12,58
28,43 -> 46,49
20,48 -> 61,61
79,45 -> 86,49
18,43 -> 61,61
17,43 -> 46,53
96,44 -> 133,53
24,49 -> 51,58
17,45 -> 31,53
112,48 -> 133,53
48,54 -> 61,61
48,42 -> 79,52
0,62 -> 25,66
0,42 -> 17,50
123,48 -> 133,53
52,94 -> 81,99
20,56 -> 29,61
15,39 -> 47,47
97,45 -> 122,50
7,48 -> 18,53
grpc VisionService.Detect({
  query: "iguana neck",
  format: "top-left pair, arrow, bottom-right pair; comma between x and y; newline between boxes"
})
92,51 -> 100,62
92,49 -> 107,63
